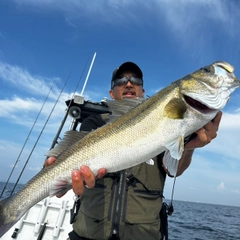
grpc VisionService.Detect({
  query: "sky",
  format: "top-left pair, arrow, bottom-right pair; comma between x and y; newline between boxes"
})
0,0 -> 240,207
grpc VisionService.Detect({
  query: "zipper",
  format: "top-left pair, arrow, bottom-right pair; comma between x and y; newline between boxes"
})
109,170 -> 125,239
108,170 -> 164,238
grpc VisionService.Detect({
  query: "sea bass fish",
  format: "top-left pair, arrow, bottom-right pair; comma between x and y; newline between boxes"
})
0,61 -> 239,237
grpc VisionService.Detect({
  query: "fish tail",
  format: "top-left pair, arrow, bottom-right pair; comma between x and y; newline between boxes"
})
0,196 -> 18,238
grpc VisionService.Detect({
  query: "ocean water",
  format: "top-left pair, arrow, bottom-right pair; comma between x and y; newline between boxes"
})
167,200 -> 240,240
1,182 -> 239,240
0,182 -> 24,200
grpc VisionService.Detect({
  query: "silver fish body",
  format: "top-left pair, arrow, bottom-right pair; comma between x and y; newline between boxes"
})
0,61 -> 239,237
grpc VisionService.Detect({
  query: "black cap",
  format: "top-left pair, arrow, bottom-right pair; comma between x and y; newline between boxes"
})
111,62 -> 143,83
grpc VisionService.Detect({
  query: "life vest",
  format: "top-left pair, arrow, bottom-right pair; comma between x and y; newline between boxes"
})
72,155 -> 165,240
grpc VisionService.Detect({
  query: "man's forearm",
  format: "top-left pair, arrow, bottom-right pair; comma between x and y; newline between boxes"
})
176,149 -> 194,176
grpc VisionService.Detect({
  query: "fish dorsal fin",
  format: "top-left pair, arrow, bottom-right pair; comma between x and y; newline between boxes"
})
164,98 -> 187,119
106,97 -> 145,121
46,130 -> 88,157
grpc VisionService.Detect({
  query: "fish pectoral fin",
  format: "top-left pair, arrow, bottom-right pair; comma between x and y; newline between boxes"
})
165,135 -> 184,160
164,98 -> 187,119
49,178 -> 72,197
46,131 -> 88,157
163,150 -> 179,177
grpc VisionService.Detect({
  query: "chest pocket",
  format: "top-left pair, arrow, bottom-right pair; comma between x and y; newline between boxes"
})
79,177 -> 113,221
123,159 -> 165,224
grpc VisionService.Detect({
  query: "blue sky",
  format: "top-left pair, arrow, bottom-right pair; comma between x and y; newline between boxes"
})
0,0 -> 240,207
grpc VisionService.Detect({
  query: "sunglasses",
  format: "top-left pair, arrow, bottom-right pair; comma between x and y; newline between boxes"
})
112,77 -> 143,88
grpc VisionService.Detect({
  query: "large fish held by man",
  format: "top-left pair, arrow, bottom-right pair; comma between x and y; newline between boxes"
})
0,61 -> 239,237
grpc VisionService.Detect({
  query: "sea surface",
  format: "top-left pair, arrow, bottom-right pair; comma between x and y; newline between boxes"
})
166,200 -> 240,240
1,182 -> 239,240
0,182 -> 24,199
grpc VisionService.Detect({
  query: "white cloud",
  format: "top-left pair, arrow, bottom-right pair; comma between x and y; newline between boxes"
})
160,0 -> 237,30
217,182 -> 226,191
196,109 -> 240,162
0,94 -> 68,132
0,62 -> 72,131
230,189 -> 240,194
28,166 -> 42,172
14,0 -> 145,29
0,62 -> 61,97
220,111 -> 240,129
0,96 -> 41,117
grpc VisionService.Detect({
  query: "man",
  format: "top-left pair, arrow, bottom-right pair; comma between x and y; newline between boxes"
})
46,62 -> 221,240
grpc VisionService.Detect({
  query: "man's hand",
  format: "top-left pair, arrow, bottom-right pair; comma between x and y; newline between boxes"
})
72,167 -> 107,196
44,157 -> 107,197
185,111 -> 222,149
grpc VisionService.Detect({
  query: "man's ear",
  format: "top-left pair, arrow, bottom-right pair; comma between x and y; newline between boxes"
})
109,89 -> 114,99
142,88 -> 145,97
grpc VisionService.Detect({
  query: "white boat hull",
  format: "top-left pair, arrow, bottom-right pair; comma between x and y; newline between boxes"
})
0,190 -> 74,240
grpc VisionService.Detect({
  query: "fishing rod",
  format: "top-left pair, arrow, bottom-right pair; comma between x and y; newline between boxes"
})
10,72 -> 72,196
0,78 -> 57,198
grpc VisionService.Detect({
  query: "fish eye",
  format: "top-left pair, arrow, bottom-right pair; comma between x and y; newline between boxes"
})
200,67 -> 210,73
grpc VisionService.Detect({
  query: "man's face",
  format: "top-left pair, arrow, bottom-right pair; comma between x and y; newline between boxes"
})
109,71 -> 145,100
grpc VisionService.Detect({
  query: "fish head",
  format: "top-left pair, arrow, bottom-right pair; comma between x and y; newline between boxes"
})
180,61 -> 240,114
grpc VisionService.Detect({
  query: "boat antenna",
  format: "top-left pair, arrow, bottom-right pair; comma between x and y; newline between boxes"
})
80,52 -> 96,96
48,52 -> 97,150
68,52 -> 97,130
0,78 -> 57,198
9,72 -> 72,196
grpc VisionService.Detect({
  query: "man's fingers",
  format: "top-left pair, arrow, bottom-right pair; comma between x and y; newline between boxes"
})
72,170 -> 85,196
196,128 -> 210,147
204,111 -> 222,131
72,166 -> 96,195
185,128 -> 208,149
97,168 -> 107,179
80,166 -> 96,188
44,157 -> 56,167
211,111 -> 222,131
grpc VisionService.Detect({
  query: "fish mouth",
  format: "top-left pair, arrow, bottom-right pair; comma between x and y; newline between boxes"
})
183,95 -> 214,114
